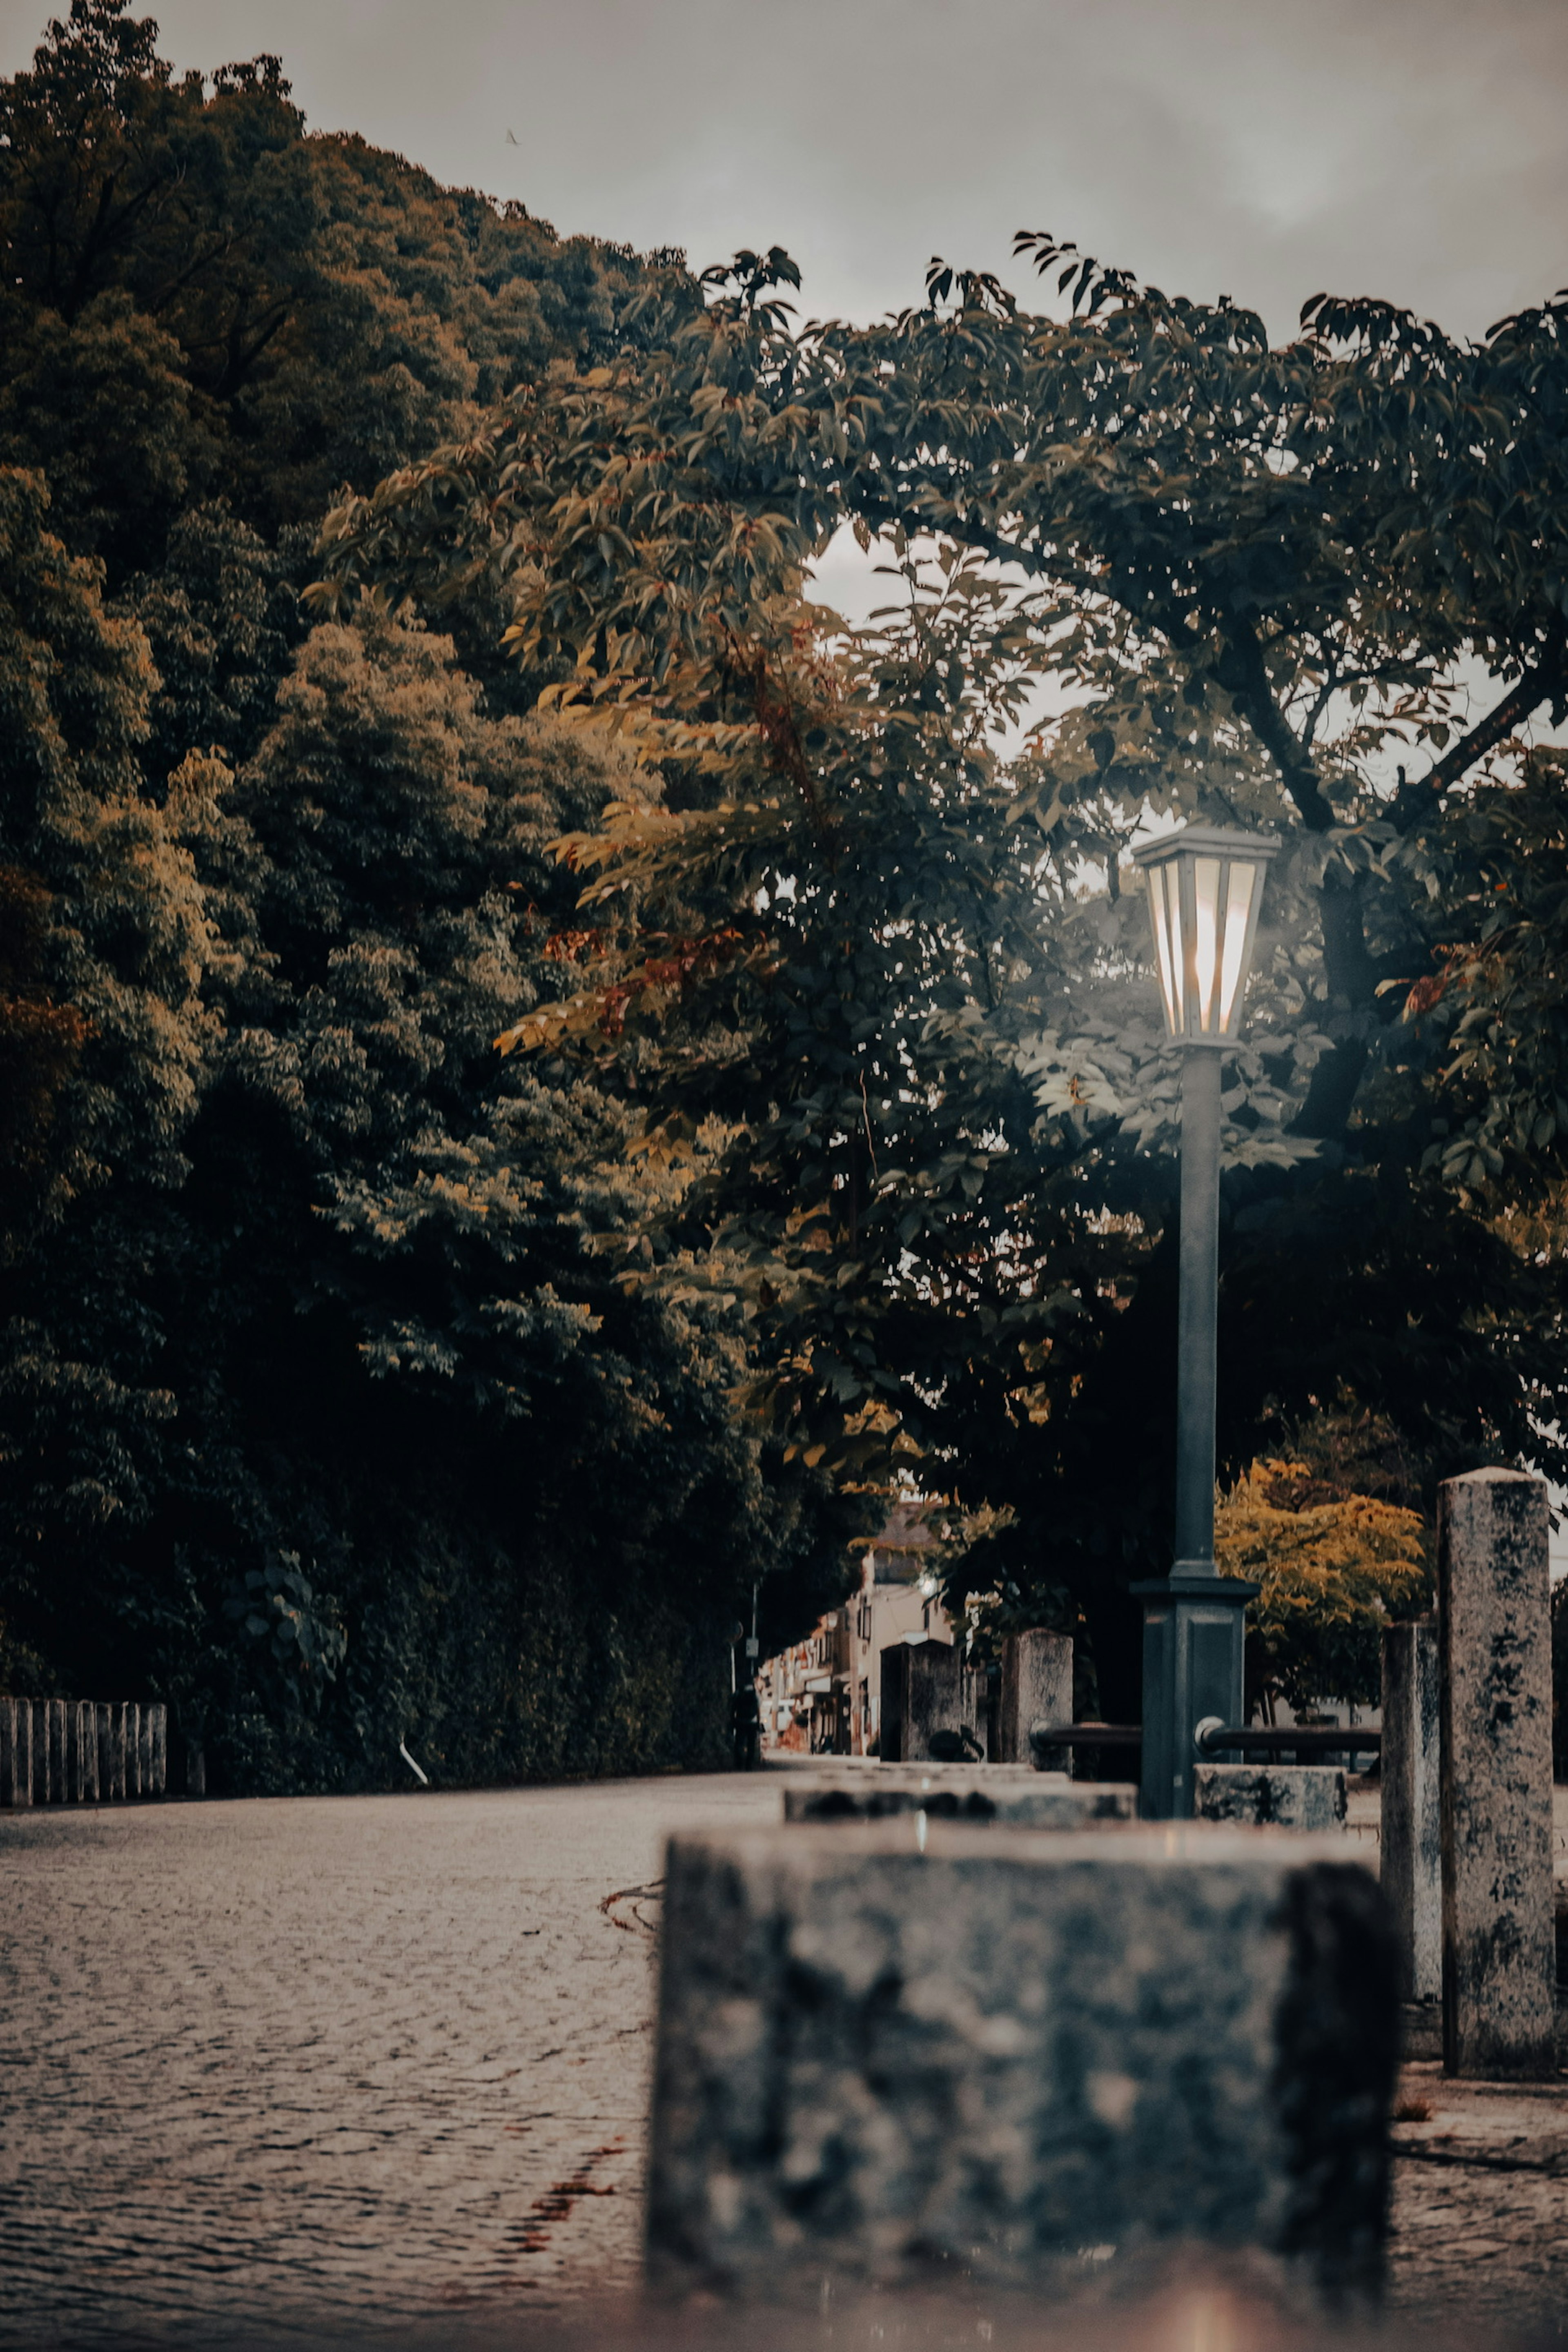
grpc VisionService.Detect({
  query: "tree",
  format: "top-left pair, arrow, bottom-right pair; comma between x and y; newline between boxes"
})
0,1 -> 679,577
320,243 -> 1568,1714
0,12 -> 852,1783
1214,1462 -> 1428,1718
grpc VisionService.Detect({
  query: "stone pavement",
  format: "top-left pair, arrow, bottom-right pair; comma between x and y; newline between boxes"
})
4,1771 -> 1568,2345
0,1773 -> 780,2347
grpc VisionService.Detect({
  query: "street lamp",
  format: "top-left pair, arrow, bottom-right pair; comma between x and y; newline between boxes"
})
1129,823 -> 1280,1819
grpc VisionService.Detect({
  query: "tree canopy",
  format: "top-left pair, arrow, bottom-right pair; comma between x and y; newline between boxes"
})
321,238 -> 1568,1712
0,4 -> 856,1788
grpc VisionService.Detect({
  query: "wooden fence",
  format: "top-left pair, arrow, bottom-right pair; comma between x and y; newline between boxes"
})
0,1699 -> 168,1805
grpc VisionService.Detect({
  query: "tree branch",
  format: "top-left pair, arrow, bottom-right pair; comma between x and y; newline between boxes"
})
1385,623 -> 1568,833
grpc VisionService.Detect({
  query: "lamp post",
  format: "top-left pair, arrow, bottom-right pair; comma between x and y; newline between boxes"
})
1129,823 -> 1280,1820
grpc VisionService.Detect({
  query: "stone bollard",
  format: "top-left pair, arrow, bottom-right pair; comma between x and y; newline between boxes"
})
998,1629 -> 1072,1767
1194,1764 -> 1347,1830
1381,1619 -> 1440,2002
105,1703 -> 127,1802
1,1697 -> 31,1806
148,1703 -> 167,1795
785,1766 -> 1135,1826
878,1641 -> 977,1763
1439,1468 -> 1555,2078
647,1821 -> 1400,2304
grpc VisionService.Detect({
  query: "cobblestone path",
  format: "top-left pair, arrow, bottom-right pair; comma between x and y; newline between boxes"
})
0,1774 -> 779,2347
6,1775 -> 1568,2345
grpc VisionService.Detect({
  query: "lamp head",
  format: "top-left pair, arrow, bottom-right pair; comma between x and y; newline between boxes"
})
1131,822 -> 1280,1045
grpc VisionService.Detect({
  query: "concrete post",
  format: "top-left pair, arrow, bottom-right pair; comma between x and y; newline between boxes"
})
46,1697 -> 66,1803
32,1698 -> 49,1803
137,1704 -> 153,1797
149,1703 -> 167,1795
0,1697 -> 31,1806
96,1704 -> 113,1801
1381,1619 -> 1441,2002
125,1703 -> 142,1797
105,1703 -> 127,1802
1439,1469 -> 1555,2078
79,1701 -> 99,1802
63,1699 -> 84,1801
185,1735 -> 206,1799
998,1630 -> 1072,1766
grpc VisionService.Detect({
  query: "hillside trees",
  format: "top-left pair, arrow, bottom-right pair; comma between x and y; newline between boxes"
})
321,244 -> 1568,1714
0,7 -> 855,1783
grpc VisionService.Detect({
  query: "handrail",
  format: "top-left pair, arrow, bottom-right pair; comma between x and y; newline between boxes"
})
1029,1722 -> 1143,1751
1194,1719 -> 1380,1758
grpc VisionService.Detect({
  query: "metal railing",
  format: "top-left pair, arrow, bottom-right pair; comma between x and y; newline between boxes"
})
1027,1719 -> 1380,1761
1194,1718 -> 1380,1760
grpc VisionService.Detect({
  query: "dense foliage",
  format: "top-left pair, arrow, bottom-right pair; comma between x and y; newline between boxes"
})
0,3 -> 858,1788
321,236 -> 1568,1717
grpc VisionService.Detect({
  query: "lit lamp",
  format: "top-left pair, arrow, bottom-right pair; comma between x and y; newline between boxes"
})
1130,823 -> 1280,1819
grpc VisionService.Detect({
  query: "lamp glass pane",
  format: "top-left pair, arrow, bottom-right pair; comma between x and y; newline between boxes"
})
1149,861 -> 1181,1033
1163,861 -> 1185,1032
1193,856 -> 1222,1032
1218,861 -> 1257,1029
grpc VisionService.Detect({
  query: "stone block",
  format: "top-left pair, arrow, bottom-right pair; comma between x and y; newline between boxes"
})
1193,1764 -> 1347,1830
0,1697 -> 31,1806
1439,1469 -> 1555,2078
647,1821 -> 1399,2303
784,1766 -> 1135,1826
1381,1619 -> 1440,2002
998,1630 -> 1072,1767
878,1641 -> 979,1763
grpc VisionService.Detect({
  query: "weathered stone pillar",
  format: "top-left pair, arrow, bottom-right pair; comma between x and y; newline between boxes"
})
0,1697 -> 31,1806
32,1698 -> 49,1803
878,1641 -> 972,1762
105,1703 -> 127,1802
648,1822 -> 1401,2302
96,1704 -> 113,1801
148,1703 -> 167,1795
79,1701 -> 99,1802
125,1703 -> 142,1797
998,1629 -> 1072,1766
1439,1468 -> 1555,2078
137,1704 -> 153,1797
185,1735 -> 206,1799
1381,1618 -> 1441,2002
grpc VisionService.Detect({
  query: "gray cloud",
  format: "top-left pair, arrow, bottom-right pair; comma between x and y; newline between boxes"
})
3,0 -> 1564,336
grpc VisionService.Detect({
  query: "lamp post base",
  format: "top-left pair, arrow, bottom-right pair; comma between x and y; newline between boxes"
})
1132,1572 -> 1258,1820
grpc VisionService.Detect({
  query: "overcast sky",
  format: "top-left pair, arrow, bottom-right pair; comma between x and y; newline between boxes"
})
2,0 -> 1565,342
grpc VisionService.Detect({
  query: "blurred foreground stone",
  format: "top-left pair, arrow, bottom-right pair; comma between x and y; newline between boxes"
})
648,1820 -> 1400,2305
